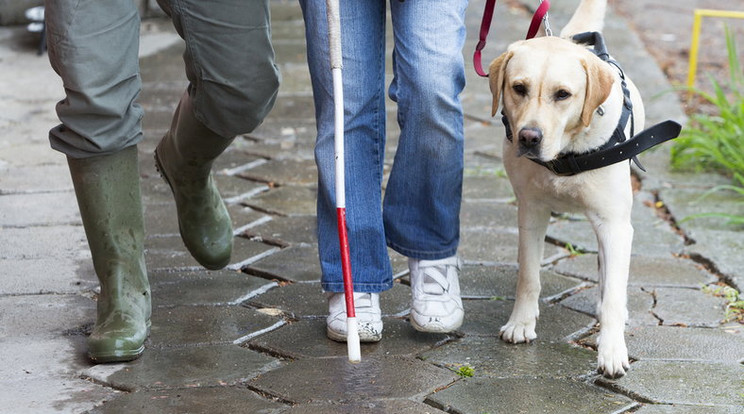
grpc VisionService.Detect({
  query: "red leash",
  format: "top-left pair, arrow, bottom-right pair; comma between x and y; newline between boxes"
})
474,0 -> 551,77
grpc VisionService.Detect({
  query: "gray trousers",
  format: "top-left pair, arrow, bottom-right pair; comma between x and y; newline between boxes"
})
45,0 -> 280,158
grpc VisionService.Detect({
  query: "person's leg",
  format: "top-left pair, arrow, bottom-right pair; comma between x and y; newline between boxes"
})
387,0 -> 468,332
154,0 -> 280,269
300,0 -> 389,342
300,0 -> 391,293
45,0 -> 144,157
45,0 -> 150,362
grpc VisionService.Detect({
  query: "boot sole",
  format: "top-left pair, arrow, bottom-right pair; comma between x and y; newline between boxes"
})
88,345 -> 145,363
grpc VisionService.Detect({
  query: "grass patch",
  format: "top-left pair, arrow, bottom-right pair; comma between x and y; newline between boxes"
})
670,27 -> 744,225
453,364 -> 475,378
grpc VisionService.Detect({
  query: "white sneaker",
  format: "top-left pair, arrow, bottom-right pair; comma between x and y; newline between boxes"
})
326,292 -> 383,343
409,256 -> 464,333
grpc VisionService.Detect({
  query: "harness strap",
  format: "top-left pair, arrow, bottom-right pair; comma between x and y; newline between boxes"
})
474,0 -> 551,78
533,121 -> 682,176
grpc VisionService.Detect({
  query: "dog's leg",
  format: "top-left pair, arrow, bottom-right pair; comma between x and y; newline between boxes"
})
500,202 -> 551,343
590,212 -> 632,378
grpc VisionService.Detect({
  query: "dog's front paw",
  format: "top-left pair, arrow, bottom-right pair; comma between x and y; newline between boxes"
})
597,338 -> 630,379
499,319 -> 537,344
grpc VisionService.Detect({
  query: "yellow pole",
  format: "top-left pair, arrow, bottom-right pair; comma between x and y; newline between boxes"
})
686,10 -> 703,89
686,9 -> 744,89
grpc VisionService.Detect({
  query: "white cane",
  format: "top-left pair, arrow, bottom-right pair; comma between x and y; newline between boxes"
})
326,0 -> 361,363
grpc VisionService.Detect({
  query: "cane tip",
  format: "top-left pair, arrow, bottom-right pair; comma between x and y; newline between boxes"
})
346,318 -> 362,363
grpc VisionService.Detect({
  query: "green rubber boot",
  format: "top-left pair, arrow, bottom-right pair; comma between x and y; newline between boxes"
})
154,91 -> 235,270
67,146 -> 151,363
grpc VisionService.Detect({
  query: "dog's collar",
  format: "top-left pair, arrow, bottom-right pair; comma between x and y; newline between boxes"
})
502,32 -> 682,176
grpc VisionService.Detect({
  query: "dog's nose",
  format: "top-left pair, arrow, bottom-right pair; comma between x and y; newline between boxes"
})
518,127 -> 542,148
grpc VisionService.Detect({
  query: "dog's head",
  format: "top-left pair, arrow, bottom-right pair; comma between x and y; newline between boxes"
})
489,37 -> 615,161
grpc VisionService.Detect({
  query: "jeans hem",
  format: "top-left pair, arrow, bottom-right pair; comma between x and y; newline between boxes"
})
387,240 -> 458,261
321,281 -> 393,294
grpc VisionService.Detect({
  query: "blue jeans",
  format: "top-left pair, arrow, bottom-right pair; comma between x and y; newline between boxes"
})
299,0 -> 467,293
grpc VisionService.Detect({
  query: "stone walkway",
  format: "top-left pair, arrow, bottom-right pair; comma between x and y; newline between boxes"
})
1,1 -> 742,413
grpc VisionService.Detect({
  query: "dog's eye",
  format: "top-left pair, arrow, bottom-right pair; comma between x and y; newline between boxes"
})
555,89 -> 572,101
512,84 -> 528,96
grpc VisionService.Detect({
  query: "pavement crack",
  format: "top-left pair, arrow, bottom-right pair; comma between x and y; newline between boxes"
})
645,190 -> 695,246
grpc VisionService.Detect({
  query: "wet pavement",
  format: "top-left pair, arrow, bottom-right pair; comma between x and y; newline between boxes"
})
1,0 -> 743,413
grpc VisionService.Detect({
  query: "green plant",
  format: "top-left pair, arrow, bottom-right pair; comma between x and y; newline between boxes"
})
671,26 -> 744,180
453,364 -> 475,378
564,242 -> 583,257
702,284 -> 744,323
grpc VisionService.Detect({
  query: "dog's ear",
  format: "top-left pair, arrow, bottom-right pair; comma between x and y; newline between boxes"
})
488,51 -> 512,117
581,57 -> 614,127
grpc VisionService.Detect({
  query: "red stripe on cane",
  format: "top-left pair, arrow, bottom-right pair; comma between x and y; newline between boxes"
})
336,207 -> 356,318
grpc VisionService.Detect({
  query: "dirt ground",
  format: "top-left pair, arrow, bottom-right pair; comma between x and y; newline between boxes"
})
610,0 -> 744,115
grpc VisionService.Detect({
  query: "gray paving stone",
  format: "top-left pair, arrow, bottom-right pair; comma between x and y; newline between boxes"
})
139,176 -> 173,205
552,253 -> 716,287
0,294 -> 94,338
460,201 -> 517,230
660,187 -> 744,232
547,218 -> 599,253
237,158 -> 317,187
150,269 -> 273,307
560,286 -> 660,326
250,356 -> 458,404
461,173 -> 514,201
0,191 -> 80,227
2,257 -> 98,296
279,400 -> 447,414
459,228 -> 567,264
459,300 -> 596,340
142,201 -> 179,236
599,360 -> 744,406
249,318 -> 451,360
421,336 -> 598,379
1,226 -> 97,295
87,387 -> 287,414
242,185 -> 317,216
213,174 -> 268,204
0,374 -> 117,414
0,163 -> 73,194
83,344 -> 282,391
148,305 -> 281,347
623,325 -> 744,362
653,287 -> 729,327
634,404 -> 744,414
244,244 -> 321,282
241,215 -> 317,245
426,377 -> 635,414
248,281 -> 411,318
458,263 -> 585,300
227,204 -> 268,230
684,227 -> 744,292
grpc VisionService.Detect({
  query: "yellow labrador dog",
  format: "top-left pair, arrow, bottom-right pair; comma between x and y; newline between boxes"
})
489,0 -> 644,378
